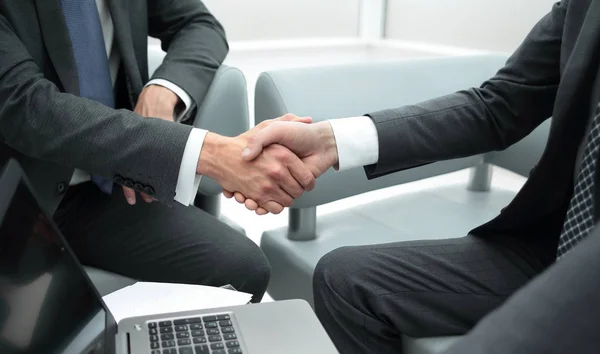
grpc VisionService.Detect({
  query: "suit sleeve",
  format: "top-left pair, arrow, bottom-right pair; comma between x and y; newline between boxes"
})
147,0 -> 229,114
364,1 -> 567,179
0,15 -> 192,205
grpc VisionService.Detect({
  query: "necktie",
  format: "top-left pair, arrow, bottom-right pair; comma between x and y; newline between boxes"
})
556,108 -> 600,258
61,0 -> 114,194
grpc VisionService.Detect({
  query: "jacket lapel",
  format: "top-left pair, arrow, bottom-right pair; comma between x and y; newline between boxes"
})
556,0 -> 600,119
589,2 -> 600,108
106,0 -> 142,105
33,0 -> 79,95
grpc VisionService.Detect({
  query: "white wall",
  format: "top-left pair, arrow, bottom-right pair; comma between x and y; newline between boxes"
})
385,0 -> 558,52
203,0 -> 361,41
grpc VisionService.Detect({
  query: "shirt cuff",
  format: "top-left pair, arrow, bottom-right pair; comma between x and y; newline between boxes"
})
327,116 -> 379,171
174,128 -> 208,206
146,79 -> 195,122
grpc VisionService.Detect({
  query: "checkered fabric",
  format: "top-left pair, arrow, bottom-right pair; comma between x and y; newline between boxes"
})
557,108 -> 600,258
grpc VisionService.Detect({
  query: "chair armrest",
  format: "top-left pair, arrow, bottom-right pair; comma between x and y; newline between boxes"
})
147,45 -> 250,197
193,66 -> 250,196
484,118 -> 551,177
254,55 -> 509,208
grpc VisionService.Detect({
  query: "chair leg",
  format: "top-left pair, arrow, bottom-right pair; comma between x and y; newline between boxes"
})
467,164 -> 493,192
288,208 -> 317,241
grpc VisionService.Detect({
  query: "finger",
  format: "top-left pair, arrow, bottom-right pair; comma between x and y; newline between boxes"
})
268,185 -> 295,208
275,114 -> 312,124
293,116 -> 312,124
255,207 -> 269,216
223,190 -> 234,198
261,201 -> 285,214
122,187 -> 136,205
242,122 -> 289,161
285,153 -> 317,192
244,198 -> 259,211
234,192 -> 246,204
141,193 -> 154,203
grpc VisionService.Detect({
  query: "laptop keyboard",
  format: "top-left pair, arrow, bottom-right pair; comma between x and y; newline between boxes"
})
148,313 -> 242,354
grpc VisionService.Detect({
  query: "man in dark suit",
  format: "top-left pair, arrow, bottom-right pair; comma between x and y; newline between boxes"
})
234,0 -> 600,350
0,0 -> 318,302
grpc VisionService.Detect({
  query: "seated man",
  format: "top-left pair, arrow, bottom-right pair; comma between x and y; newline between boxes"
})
0,0 -> 316,302
230,0 -> 600,350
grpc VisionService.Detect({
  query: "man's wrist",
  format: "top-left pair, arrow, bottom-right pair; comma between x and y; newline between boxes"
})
318,121 -> 339,168
146,84 -> 180,112
197,132 -> 242,180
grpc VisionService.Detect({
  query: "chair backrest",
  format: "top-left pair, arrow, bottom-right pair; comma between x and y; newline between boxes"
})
147,45 -> 250,197
254,55 -> 510,208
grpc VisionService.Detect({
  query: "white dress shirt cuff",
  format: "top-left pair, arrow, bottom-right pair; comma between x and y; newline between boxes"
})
327,116 -> 379,171
146,79 -> 194,122
174,128 -> 208,206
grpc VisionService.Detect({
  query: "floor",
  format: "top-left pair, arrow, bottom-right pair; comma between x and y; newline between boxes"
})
211,43 -> 528,300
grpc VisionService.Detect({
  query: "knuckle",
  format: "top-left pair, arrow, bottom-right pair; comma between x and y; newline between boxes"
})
281,195 -> 294,208
277,150 -> 291,163
260,182 -> 276,195
291,187 -> 303,198
268,166 -> 284,181
304,175 -> 316,189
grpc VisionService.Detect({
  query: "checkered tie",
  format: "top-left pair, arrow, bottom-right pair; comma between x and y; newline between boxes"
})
556,109 -> 600,258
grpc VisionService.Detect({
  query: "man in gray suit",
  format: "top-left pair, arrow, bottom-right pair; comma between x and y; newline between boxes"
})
234,0 -> 600,351
0,0 -> 317,302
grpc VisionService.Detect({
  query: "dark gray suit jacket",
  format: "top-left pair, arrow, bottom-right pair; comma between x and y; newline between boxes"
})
0,0 -> 228,212
365,0 -> 599,263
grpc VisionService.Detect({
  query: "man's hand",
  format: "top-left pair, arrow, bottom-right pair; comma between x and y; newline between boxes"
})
197,115 -> 317,214
225,116 -> 339,215
123,85 -> 180,205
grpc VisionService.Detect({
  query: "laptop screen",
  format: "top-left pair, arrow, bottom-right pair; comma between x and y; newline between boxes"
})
0,168 -> 115,354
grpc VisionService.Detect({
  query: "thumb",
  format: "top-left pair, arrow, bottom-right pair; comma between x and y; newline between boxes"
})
276,114 -> 312,124
241,123 -> 285,161
294,116 -> 312,124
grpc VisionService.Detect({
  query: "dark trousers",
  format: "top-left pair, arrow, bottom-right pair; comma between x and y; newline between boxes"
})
443,228 -> 600,354
313,234 -> 554,353
54,182 -> 270,302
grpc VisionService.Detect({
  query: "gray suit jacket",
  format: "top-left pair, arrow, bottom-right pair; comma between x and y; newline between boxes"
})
364,0 -> 600,263
0,0 -> 228,212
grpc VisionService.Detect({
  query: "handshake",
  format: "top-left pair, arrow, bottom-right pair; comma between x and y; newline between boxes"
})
196,114 -> 339,215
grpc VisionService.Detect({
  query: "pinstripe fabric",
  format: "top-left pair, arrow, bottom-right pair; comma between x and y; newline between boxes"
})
0,0 -> 227,210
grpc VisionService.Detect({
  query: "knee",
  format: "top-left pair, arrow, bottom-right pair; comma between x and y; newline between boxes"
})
231,243 -> 271,301
313,246 -> 360,302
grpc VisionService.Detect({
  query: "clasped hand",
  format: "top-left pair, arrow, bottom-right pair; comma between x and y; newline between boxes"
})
220,114 -> 338,215
128,83 -> 336,214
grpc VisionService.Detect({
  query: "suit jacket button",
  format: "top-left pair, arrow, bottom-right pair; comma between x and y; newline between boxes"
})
143,186 -> 155,197
124,180 -> 134,188
134,183 -> 144,191
114,175 -> 124,185
56,182 -> 67,194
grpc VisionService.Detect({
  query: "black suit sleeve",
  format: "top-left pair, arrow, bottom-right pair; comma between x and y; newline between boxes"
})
364,1 -> 567,179
0,15 -> 192,204
148,0 -> 229,116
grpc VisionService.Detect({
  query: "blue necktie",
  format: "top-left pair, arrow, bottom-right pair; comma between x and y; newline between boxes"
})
61,0 -> 114,194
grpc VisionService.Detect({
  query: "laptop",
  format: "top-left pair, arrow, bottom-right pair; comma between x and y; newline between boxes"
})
0,160 -> 338,354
